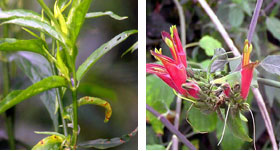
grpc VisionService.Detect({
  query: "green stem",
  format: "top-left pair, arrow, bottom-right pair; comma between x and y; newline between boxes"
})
184,42 -> 199,49
71,89 -> 78,149
258,77 -> 280,89
70,54 -> 78,149
51,40 -> 68,137
2,24 -> 16,150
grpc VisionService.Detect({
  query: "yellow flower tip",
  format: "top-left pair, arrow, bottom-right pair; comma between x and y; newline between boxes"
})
243,39 -> 253,66
165,37 -> 174,49
155,48 -> 162,55
170,25 -> 177,37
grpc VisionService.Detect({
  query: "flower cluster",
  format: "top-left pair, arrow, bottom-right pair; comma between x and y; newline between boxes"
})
146,26 -> 200,99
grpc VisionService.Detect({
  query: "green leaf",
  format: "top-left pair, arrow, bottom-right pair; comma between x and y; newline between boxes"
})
121,41 -> 138,57
241,0 -> 252,16
66,0 -> 93,45
260,55 -> 280,76
211,48 -> 228,72
32,135 -> 64,150
146,75 -> 175,135
227,108 -> 252,142
212,71 -> 241,87
229,6 -> 244,27
0,9 -> 42,21
85,11 -> 128,20
57,0 -> 71,12
78,127 -> 137,149
146,144 -> 165,150
64,96 -> 112,123
76,30 -> 137,81
199,35 -> 222,56
0,76 -> 68,114
1,18 -> 64,43
0,38 -> 46,56
216,119 -> 245,149
34,131 -> 66,139
14,52 -> 59,130
266,17 -> 280,41
185,102 -> 217,133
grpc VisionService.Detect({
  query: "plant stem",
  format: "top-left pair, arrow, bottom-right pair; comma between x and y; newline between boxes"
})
173,0 -> 186,49
146,104 -> 196,150
71,89 -> 78,149
184,42 -> 199,49
172,96 -> 182,150
197,0 -> 278,149
247,0 -> 263,44
51,41 -> 68,137
2,23 -> 16,150
70,59 -> 78,149
258,77 -> 280,89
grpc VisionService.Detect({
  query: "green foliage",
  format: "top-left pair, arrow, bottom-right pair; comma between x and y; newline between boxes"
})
0,9 -> 42,21
229,6 -> 244,27
76,30 -> 138,81
216,120 -> 246,149
0,76 -> 68,114
64,96 -> 112,123
86,11 -> 128,20
146,144 -> 165,150
146,75 -> 175,135
1,18 -> 64,42
78,128 -> 138,149
66,0 -> 93,45
227,108 -> 252,142
32,135 -> 64,150
260,55 -> 280,76
266,17 -> 280,41
185,102 -> 217,133
199,36 -> 222,56
0,38 -> 46,56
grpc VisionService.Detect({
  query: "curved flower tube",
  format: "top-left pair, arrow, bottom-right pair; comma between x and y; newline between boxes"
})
241,40 -> 259,100
146,26 -> 200,99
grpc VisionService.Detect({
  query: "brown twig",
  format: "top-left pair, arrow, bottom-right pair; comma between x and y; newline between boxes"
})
146,104 -> 196,150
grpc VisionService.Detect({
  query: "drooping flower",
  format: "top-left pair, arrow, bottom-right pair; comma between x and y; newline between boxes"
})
146,26 -> 200,99
241,40 -> 259,100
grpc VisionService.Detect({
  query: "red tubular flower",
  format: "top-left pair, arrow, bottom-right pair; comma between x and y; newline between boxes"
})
146,26 -> 200,99
241,40 -> 259,100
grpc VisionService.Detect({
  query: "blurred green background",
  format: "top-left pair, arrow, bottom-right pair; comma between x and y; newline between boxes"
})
0,0 -> 138,149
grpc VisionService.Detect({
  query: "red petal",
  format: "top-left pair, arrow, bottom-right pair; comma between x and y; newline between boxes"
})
146,63 -> 179,92
171,27 -> 187,68
241,62 -> 258,100
182,82 -> 200,99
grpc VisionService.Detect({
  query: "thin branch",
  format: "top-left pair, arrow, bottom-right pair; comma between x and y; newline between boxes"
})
146,104 -> 196,150
197,0 -> 278,149
247,0 -> 263,43
173,0 -> 186,52
197,0 -> 240,57
258,77 -> 280,89
263,0 -> 279,15
172,97 -> 182,150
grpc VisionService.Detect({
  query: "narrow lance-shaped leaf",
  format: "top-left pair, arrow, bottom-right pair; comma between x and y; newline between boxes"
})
0,38 -> 46,56
64,96 -> 112,123
0,76 -> 68,114
210,48 -> 228,72
78,127 -> 138,149
85,11 -> 128,20
76,30 -> 138,81
66,0 -> 93,44
1,18 -> 64,43
32,135 -> 65,150
121,41 -> 138,57
0,9 -> 43,21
